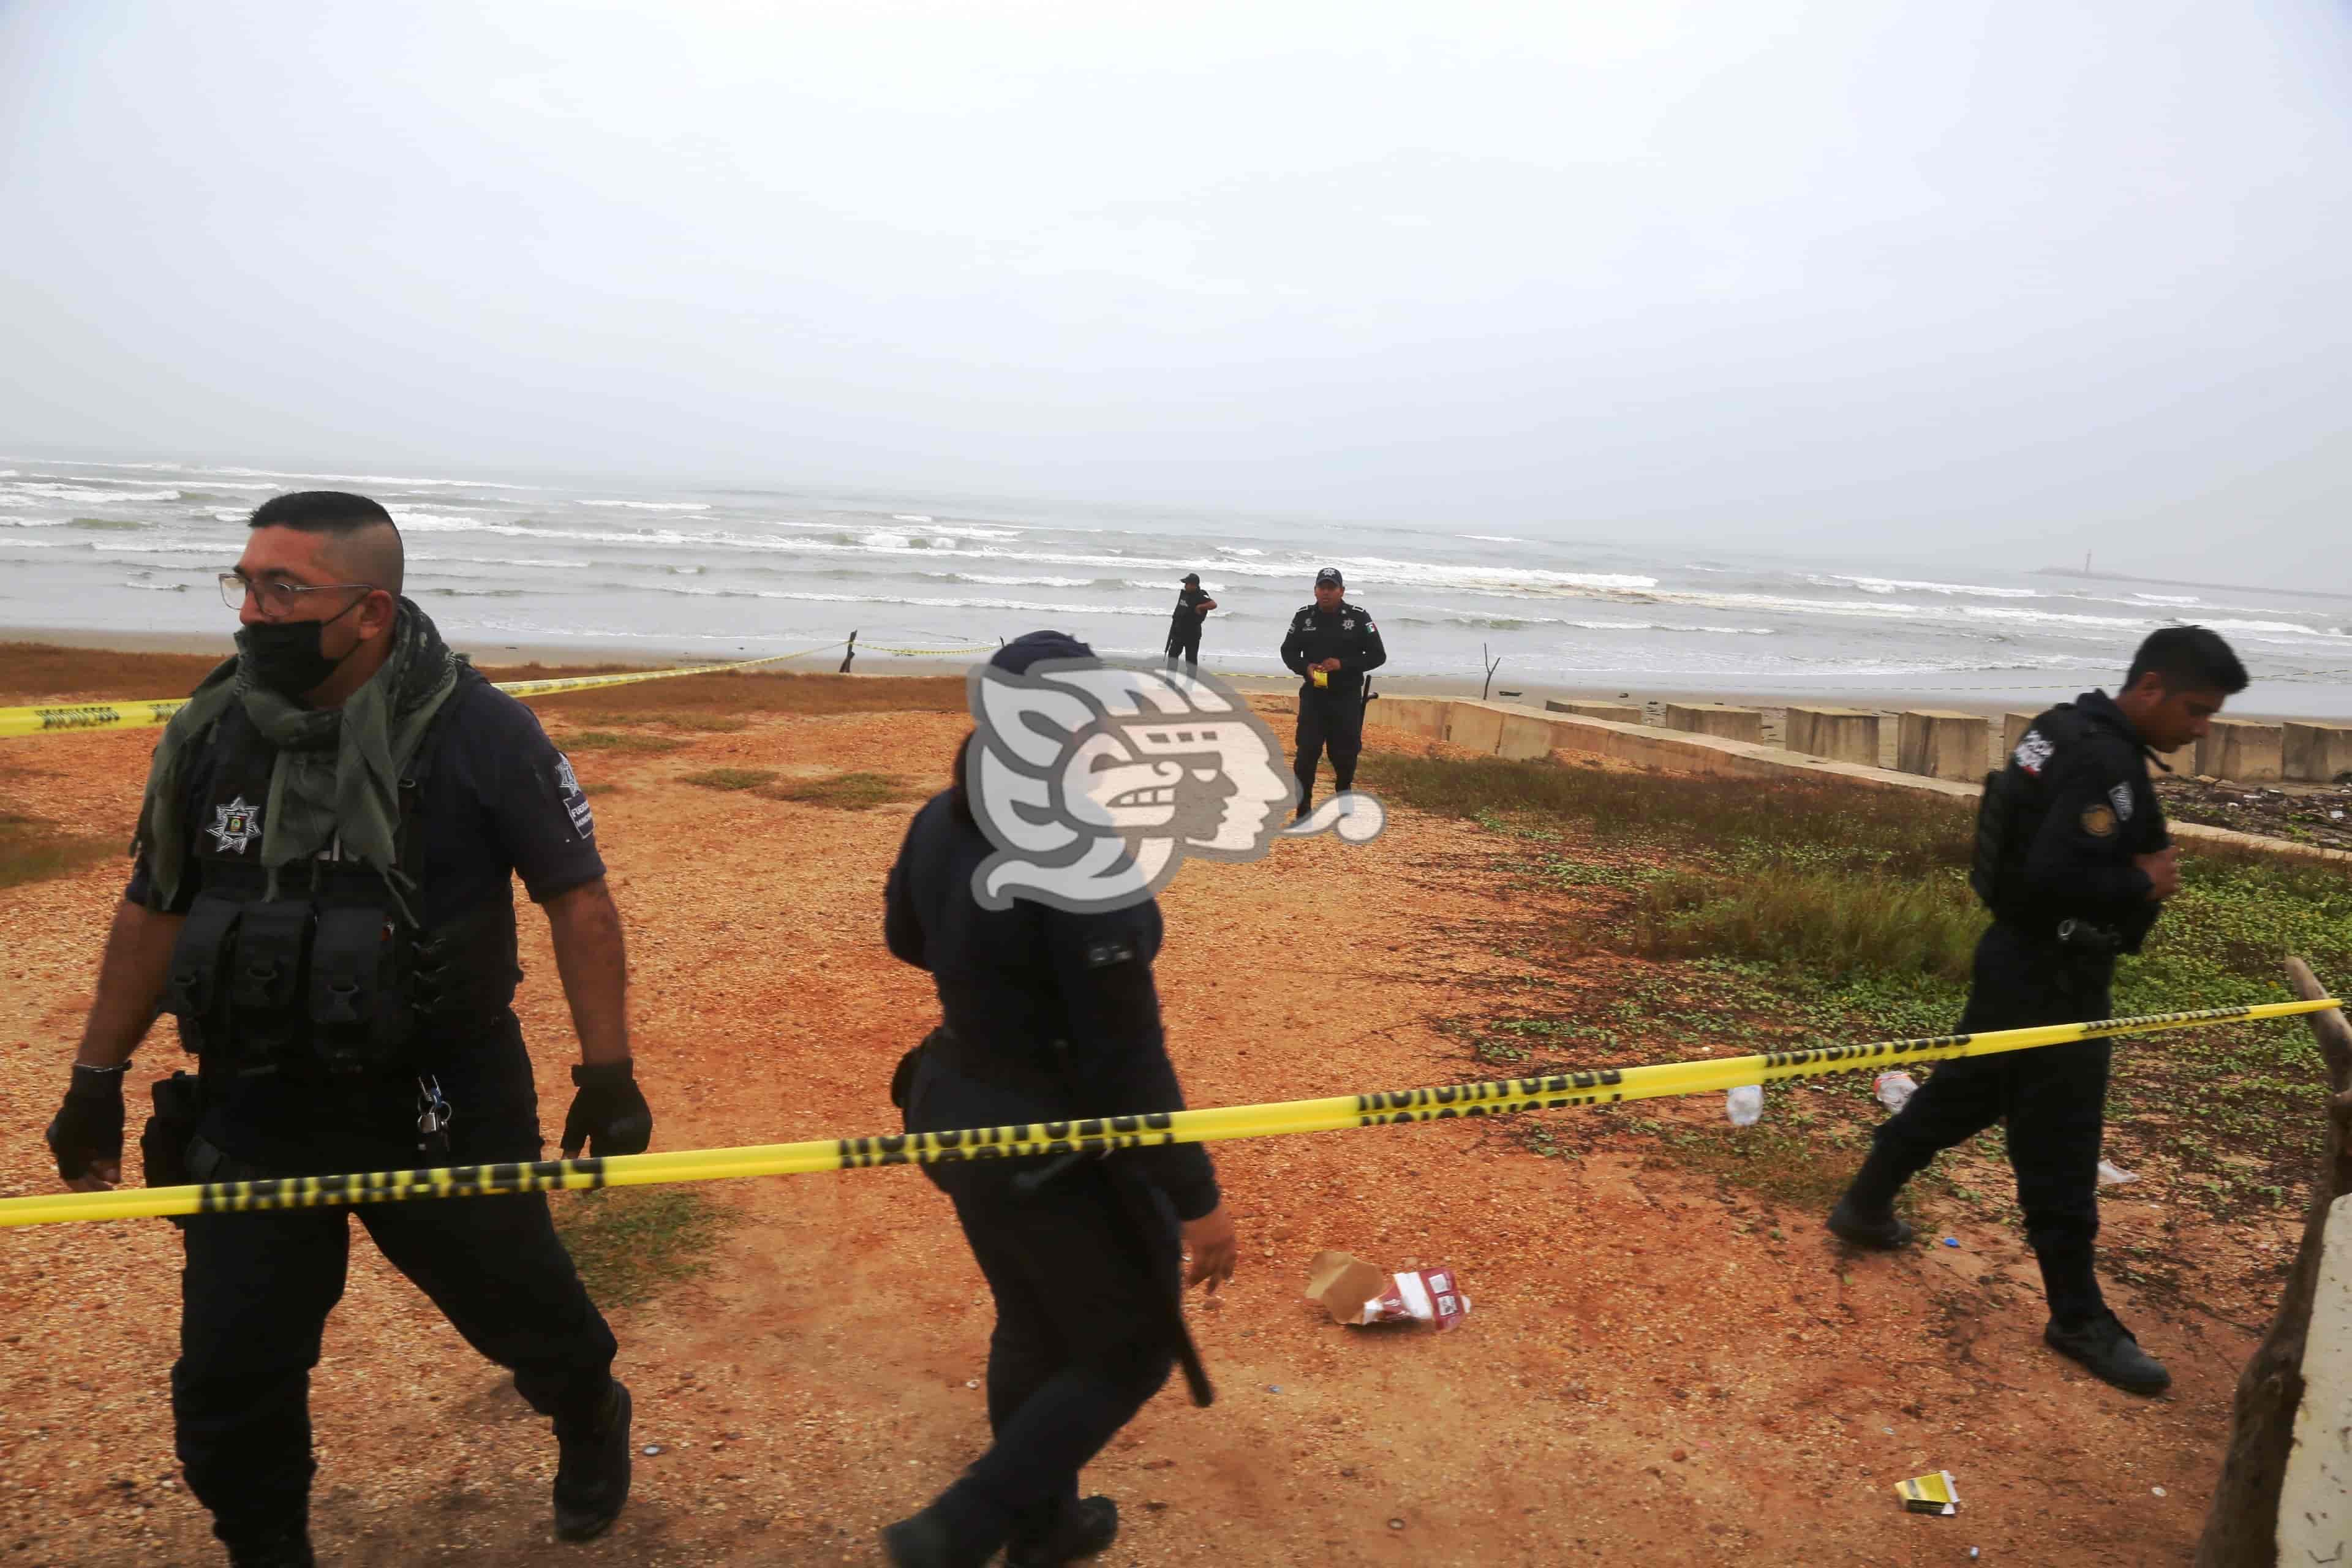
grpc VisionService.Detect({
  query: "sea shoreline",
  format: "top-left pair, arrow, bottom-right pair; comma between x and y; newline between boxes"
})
0,626 -> 2337,725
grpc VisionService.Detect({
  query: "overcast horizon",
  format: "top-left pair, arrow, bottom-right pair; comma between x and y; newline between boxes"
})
5,2 -> 2349,589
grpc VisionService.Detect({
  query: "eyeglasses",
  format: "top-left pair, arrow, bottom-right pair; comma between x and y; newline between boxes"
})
217,573 -> 377,617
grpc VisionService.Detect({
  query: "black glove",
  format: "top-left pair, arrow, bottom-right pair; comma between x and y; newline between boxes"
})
562,1059 -> 654,1158
47,1066 -> 127,1183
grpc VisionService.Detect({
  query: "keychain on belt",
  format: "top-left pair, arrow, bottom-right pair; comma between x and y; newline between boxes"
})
415,1075 -> 454,1161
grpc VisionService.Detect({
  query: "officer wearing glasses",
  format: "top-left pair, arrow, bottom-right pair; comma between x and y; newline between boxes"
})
41,491 -> 653,1567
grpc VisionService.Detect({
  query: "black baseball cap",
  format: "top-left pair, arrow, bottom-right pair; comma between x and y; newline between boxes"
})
1182,572 -> 1200,584
1315,567 -> 1343,588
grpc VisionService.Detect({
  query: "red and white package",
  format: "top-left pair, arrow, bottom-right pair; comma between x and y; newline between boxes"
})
1366,1265 -> 1471,1331
1305,1250 -> 1472,1330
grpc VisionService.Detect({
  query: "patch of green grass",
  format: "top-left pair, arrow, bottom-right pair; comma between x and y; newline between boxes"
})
564,730 -> 688,753
577,710 -> 753,733
765,771 -> 925,810
0,813 -> 121,891
680,767 -> 780,791
1363,751 -> 1972,877
1626,865 -> 1986,983
1378,748 -> 2352,1221
550,1187 -> 740,1308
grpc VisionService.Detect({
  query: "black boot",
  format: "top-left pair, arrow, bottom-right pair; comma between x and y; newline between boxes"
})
1825,1193 -> 1913,1250
552,1378 -> 633,1541
225,1525 -> 315,1568
880,1505 -> 995,1568
2045,1311 -> 2170,1395
1006,1496 -> 1119,1567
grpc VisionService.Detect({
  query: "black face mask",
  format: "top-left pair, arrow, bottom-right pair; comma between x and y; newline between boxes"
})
238,599 -> 364,699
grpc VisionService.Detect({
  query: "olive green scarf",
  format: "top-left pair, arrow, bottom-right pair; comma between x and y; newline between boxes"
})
133,599 -> 462,914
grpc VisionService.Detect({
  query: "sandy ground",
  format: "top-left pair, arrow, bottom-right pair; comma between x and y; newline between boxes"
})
0,679 -> 2297,1566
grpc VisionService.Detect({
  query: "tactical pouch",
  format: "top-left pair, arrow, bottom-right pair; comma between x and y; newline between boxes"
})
141,1071 -> 204,1191
163,894 -> 243,1052
1967,769 -> 2015,911
891,1028 -> 942,1112
309,905 -> 404,1077
226,899 -> 314,1070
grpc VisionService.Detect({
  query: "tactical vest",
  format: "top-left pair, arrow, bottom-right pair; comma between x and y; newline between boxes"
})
161,674 -> 521,1082
1969,703 -> 2158,949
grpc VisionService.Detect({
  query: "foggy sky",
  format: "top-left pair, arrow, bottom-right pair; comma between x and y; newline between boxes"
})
3,1 -> 2348,582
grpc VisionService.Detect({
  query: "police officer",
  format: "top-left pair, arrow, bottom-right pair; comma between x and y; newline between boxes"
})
1826,625 -> 2248,1395
1280,567 -> 1387,818
1164,572 -> 1216,674
41,492 -> 654,1566
879,630 -> 1239,1568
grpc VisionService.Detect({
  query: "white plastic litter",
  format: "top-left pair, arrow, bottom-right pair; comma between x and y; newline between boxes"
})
1725,1085 -> 1763,1126
2097,1160 -> 2138,1187
1874,1072 -> 1919,1114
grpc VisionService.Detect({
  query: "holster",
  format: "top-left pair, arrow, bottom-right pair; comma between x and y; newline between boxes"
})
141,1071 -> 206,1227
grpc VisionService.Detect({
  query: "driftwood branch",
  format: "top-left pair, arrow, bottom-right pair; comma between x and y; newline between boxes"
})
2193,958 -> 2352,1567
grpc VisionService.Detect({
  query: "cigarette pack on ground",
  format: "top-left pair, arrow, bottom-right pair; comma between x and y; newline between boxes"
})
1305,1251 -> 1471,1330
1895,1471 -> 1960,1515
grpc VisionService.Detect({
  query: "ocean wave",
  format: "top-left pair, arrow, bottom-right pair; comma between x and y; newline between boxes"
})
70,518 -> 148,530
892,514 -> 933,523
202,466 -> 536,490
657,586 -> 1170,617
2130,592 -> 2201,606
407,550 -> 586,570
1463,534 -> 1524,543
2,483 -> 183,502
1819,574 -> 2039,600
578,500 -> 713,511
122,579 -> 187,592
0,514 -> 66,525
1216,546 -> 1265,557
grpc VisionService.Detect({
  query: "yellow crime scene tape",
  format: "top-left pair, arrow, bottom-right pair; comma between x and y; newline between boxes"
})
0,998 -> 2333,1230
0,644 -> 863,741
854,641 -> 997,657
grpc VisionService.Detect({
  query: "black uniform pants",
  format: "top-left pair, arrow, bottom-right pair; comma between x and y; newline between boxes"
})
920,1159 -> 1177,1553
1845,922 -> 2114,1324
1292,687 -> 1365,803
172,1158 -> 617,1548
1165,623 -> 1200,670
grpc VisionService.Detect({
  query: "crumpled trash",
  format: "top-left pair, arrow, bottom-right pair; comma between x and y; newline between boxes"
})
2097,1160 -> 2138,1186
1305,1251 -> 1470,1331
1896,1470 -> 1960,1515
1725,1085 -> 1764,1126
1875,1072 -> 1919,1114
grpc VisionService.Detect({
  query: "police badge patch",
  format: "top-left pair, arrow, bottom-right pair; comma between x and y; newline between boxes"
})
554,755 -> 594,839
2108,782 -> 2134,822
205,796 -> 261,854
2080,802 -> 2117,838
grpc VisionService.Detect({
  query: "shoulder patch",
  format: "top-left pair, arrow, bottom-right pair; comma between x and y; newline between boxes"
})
1084,938 -> 1137,970
555,753 -> 594,839
2079,802 -> 2117,839
2108,782 -> 2134,822
2014,729 -> 2054,775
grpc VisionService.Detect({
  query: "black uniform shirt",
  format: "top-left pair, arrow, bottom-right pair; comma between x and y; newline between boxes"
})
126,679 -> 605,1157
1170,586 -> 1212,627
884,790 -> 1221,1220
1279,600 -> 1388,696
2000,689 -> 2168,936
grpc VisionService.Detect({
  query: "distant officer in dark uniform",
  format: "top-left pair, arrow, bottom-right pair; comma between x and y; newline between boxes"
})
879,630 -> 1239,1568
1163,572 -> 1216,674
1280,566 -> 1387,818
1827,625 -> 2248,1395
41,492 -> 653,1567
